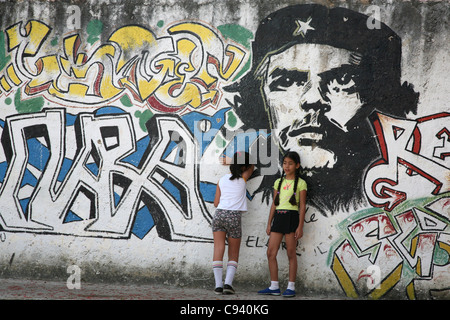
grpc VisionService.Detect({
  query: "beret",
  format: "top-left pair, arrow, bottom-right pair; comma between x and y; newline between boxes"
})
251,4 -> 401,83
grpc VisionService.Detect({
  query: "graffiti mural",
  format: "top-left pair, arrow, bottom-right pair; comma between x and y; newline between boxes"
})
222,4 -> 449,298
0,2 -> 448,299
329,111 -> 450,299
1,20 -> 246,111
0,17 -> 249,240
226,4 -> 421,214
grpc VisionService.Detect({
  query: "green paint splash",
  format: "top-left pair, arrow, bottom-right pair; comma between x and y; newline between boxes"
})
14,89 -> 44,114
0,31 -> 11,71
135,109 -> 153,132
226,110 -> 237,128
217,24 -> 253,81
215,134 -> 227,148
87,20 -> 103,45
120,94 -> 133,107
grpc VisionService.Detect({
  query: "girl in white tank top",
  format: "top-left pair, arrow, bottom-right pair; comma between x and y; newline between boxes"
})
211,152 -> 254,295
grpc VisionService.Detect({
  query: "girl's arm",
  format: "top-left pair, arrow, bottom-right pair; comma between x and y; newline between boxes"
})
214,184 -> 221,207
295,189 -> 307,240
266,189 -> 277,235
220,154 -> 232,165
242,164 -> 255,181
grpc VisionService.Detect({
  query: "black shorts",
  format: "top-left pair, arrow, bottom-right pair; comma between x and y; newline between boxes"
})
270,210 -> 299,234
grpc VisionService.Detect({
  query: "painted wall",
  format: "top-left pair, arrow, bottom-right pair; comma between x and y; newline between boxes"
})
0,0 -> 448,299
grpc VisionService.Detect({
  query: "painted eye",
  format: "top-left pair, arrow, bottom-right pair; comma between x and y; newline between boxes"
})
268,70 -> 309,91
270,76 -> 295,91
337,73 -> 352,85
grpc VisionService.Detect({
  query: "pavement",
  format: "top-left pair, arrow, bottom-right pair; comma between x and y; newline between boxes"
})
1,278 -> 438,319
0,277 -> 348,318
0,277 -> 334,300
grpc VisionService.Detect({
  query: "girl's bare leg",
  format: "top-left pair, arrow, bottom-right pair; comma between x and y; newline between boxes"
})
284,232 -> 298,282
266,232 -> 283,281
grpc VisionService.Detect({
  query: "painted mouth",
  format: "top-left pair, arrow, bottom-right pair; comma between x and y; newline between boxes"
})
292,131 -> 323,141
278,122 -> 327,148
288,126 -> 324,143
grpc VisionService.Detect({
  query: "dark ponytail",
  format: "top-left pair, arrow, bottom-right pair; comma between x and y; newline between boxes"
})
273,171 -> 285,206
230,151 -> 251,180
288,168 -> 300,206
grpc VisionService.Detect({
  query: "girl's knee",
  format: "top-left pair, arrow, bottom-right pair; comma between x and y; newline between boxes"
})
287,252 -> 297,261
266,247 -> 278,260
285,243 -> 297,260
286,247 -> 297,260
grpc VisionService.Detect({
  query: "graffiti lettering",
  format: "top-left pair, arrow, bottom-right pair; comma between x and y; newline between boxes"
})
245,236 -> 266,248
1,21 -> 246,112
0,4 -> 449,300
365,112 -> 450,211
0,109 -> 212,241
332,197 -> 450,299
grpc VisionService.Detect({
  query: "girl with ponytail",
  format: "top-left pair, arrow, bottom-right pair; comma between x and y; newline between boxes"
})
212,151 -> 254,295
258,151 -> 307,298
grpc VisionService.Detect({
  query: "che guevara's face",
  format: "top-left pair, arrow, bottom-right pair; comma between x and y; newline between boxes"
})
262,43 -> 366,170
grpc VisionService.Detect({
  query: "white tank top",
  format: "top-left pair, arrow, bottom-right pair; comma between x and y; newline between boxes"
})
217,173 -> 248,211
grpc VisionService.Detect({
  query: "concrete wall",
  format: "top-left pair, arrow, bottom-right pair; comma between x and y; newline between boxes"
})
0,0 -> 448,299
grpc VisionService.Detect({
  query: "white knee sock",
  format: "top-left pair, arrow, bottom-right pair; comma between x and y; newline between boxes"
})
269,281 -> 279,290
224,261 -> 238,286
287,281 -> 295,291
213,261 -> 223,288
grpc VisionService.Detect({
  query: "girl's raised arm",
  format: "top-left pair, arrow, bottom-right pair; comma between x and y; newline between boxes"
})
242,164 -> 255,181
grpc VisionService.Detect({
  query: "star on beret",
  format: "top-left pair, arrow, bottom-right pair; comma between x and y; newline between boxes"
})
293,17 -> 315,37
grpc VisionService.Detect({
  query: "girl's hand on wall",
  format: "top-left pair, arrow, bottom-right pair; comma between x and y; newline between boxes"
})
220,154 -> 232,165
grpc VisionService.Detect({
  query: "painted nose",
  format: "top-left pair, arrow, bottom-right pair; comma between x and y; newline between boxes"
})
301,101 -> 330,113
299,80 -> 330,113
